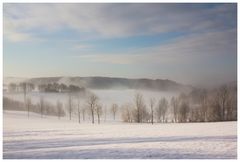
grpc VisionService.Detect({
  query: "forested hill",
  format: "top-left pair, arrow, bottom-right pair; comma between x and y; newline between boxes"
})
4,76 -> 192,92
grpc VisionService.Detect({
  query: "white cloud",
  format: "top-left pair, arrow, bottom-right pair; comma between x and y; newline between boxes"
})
3,17 -> 32,42
76,54 -> 134,64
75,29 -> 236,65
3,3 -> 236,42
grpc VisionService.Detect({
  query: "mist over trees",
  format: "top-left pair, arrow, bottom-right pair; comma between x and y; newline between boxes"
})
3,82 -> 237,124
3,96 -> 66,118
121,103 -> 134,123
171,97 -> 179,123
134,93 -> 146,123
156,98 -> 168,123
121,84 -> 237,123
150,98 -> 155,124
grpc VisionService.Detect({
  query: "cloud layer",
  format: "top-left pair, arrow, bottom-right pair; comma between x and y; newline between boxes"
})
75,29 -> 235,63
3,3 -> 236,41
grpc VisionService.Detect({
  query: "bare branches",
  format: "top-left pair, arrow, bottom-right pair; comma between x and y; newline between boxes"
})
111,103 -> 118,120
86,93 -> 99,124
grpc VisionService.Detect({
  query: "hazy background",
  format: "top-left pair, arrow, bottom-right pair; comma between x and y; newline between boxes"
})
3,3 -> 237,87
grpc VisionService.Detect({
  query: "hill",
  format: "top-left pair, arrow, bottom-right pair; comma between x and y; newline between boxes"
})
4,76 -> 192,92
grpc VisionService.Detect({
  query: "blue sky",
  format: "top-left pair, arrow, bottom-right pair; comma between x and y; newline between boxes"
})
3,3 -> 237,86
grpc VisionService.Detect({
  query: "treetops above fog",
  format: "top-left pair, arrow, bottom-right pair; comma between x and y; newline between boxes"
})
6,82 -> 86,93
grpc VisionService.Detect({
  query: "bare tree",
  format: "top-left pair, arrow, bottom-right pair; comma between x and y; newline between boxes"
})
171,97 -> 179,122
199,90 -> 208,122
208,92 -> 221,122
75,93 -> 83,123
226,88 -> 237,121
121,103 -> 133,123
20,82 -> 27,111
26,97 -> 32,118
150,98 -> 155,124
111,103 -> 118,120
179,101 -> 190,122
104,106 -> 107,122
141,105 -> 150,123
44,101 -> 52,117
206,85 -> 236,122
96,104 -> 103,124
86,93 -> 98,124
217,85 -> 229,121
190,89 -> 208,122
82,108 -> 86,122
157,98 -> 168,123
39,97 -> 44,118
77,99 -> 81,124
68,93 -> 73,120
56,100 -> 63,120
134,93 -> 145,123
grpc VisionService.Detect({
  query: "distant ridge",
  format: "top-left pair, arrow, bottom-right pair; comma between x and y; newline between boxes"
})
4,76 -> 193,92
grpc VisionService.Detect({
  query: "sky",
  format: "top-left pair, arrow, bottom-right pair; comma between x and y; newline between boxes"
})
3,3 -> 237,87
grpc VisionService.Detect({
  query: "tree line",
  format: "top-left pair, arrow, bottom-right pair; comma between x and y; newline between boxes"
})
7,82 -> 85,93
3,96 -> 66,118
121,84 -> 237,123
3,83 -> 237,124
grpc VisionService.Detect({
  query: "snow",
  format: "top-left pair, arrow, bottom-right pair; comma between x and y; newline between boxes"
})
3,111 -> 237,159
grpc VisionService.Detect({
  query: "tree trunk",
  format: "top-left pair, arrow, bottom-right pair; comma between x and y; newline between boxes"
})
27,106 -> 29,118
91,109 -> 94,124
98,114 -> 100,124
82,109 -> 85,121
78,108 -> 81,124
151,109 -> 153,125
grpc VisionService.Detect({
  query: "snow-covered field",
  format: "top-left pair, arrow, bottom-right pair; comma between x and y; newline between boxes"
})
3,111 -> 237,159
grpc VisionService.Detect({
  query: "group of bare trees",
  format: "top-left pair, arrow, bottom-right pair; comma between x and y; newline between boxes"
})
86,93 -> 99,124
121,93 -> 172,123
3,97 -> 25,111
188,85 -> 237,122
121,84 -> 237,123
4,82 -> 237,124
83,93 -> 120,124
7,82 -> 86,94
63,92 -> 112,124
3,96 -> 66,118
4,90 -> 120,124
35,97 -> 65,118
121,94 -> 170,123
7,82 -> 35,92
